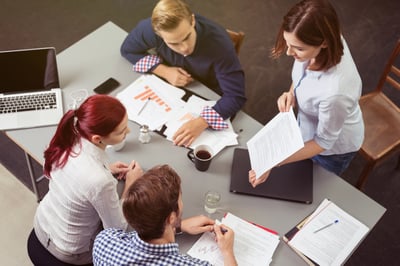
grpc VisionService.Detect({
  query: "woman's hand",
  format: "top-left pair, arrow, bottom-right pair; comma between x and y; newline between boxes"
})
248,169 -> 271,188
109,161 -> 130,180
277,91 -> 295,112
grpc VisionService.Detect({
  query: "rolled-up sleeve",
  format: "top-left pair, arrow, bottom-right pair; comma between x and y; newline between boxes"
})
315,94 -> 354,150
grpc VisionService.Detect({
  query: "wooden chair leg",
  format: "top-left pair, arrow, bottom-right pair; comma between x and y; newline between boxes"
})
356,161 -> 376,190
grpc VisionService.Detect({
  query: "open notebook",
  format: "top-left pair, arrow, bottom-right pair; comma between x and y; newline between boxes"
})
0,47 -> 63,130
230,148 -> 313,204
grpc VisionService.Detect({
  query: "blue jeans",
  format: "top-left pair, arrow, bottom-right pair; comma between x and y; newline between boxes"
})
312,152 -> 357,176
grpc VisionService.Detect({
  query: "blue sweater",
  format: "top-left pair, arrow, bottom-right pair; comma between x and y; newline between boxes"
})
121,15 -> 246,120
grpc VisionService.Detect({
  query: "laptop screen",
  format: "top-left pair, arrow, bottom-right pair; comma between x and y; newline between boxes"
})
0,47 -> 60,94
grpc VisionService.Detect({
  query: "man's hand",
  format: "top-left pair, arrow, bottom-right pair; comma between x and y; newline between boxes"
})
181,215 -> 214,235
214,224 -> 238,266
153,64 -> 193,87
248,169 -> 271,188
173,117 -> 208,147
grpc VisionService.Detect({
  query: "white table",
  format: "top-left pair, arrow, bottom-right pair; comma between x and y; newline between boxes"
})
5,21 -> 386,265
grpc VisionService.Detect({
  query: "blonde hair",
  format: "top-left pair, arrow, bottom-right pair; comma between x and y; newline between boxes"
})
151,0 -> 193,33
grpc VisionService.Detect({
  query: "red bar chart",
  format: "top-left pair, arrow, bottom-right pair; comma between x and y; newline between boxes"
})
133,85 -> 171,112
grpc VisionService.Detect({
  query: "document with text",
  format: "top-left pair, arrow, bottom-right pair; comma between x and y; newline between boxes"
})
284,199 -> 369,266
187,212 -> 280,266
164,95 -> 238,156
247,108 -> 304,179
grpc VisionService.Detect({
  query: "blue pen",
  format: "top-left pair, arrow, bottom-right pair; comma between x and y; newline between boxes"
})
313,219 -> 339,233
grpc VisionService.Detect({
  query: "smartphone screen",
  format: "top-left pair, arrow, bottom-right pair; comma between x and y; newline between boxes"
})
93,78 -> 120,94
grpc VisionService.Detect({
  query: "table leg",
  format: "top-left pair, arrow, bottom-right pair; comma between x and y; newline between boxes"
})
25,152 -> 45,202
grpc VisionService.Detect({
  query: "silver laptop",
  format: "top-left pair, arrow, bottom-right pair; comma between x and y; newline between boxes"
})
0,47 -> 63,130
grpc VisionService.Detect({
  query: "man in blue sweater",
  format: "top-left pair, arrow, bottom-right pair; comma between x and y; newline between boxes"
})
121,0 -> 246,146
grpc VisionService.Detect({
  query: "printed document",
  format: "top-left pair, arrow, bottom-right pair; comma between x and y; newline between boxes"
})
117,75 -> 186,130
117,75 -> 238,156
288,199 -> 369,266
187,213 -> 280,266
247,108 -> 304,179
164,95 -> 238,155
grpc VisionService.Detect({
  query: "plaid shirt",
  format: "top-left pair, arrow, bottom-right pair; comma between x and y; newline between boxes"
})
200,106 -> 228,130
93,228 -> 211,266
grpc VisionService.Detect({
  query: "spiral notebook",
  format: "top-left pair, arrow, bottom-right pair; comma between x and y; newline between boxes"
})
230,148 -> 313,204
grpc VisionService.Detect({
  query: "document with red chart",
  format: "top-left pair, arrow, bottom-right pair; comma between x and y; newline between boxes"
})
187,212 -> 280,266
117,74 -> 186,130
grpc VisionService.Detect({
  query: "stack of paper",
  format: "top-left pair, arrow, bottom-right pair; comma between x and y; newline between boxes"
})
117,75 -> 238,156
283,199 -> 369,266
187,213 -> 280,265
164,95 -> 238,155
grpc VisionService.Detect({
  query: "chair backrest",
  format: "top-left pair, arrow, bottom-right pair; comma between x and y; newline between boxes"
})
226,29 -> 245,55
375,39 -> 400,96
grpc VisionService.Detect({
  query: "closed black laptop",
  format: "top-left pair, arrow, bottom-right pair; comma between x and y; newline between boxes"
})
230,148 -> 313,204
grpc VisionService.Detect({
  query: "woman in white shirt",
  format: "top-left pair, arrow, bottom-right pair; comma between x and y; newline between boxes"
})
249,0 -> 364,187
29,94 -> 143,265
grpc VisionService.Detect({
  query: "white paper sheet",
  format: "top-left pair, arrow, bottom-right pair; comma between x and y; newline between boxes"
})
246,108 -> 304,179
117,75 -> 186,130
289,199 -> 369,266
187,213 -> 280,266
164,95 -> 238,156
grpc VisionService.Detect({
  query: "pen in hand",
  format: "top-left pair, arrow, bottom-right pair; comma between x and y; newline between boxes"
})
220,227 -> 228,234
313,219 -> 339,233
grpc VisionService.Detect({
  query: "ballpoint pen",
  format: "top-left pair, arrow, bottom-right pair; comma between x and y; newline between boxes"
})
313,219 -> 339,233
137,97 -> 151,115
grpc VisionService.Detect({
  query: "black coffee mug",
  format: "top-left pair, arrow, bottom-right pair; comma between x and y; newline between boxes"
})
187,145 -> 213,171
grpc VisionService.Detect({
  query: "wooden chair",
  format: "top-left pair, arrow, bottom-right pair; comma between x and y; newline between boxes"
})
226,29 -> 245,55
356,39 -> 400,190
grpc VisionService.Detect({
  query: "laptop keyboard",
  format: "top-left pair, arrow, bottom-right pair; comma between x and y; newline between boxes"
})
0,92 -> 58,114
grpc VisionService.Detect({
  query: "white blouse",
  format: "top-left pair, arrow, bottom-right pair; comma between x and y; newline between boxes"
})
292,38 -> 364,155
34,138 -> 127,254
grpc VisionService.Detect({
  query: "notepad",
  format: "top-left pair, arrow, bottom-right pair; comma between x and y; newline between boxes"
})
187,212 -> 280,266
283,199 -> 369,266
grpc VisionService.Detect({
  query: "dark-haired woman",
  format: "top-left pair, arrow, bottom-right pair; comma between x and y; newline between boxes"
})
250,0 -> 364,187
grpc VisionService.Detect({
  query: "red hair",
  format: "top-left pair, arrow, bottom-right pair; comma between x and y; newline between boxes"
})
43,94 -> 126,177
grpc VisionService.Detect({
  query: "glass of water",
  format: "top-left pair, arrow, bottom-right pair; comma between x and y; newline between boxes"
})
68,89 -> 88,110
204,190 -> 221,215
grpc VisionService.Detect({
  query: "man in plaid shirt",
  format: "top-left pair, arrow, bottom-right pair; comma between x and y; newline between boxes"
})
93,165 -> 237,265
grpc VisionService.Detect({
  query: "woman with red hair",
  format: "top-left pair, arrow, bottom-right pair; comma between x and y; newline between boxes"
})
28,94 -> 143,265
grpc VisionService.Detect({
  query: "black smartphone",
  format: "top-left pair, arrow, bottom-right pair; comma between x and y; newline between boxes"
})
93,78 -> 120,94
